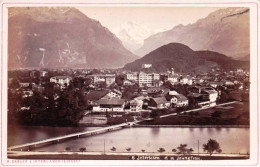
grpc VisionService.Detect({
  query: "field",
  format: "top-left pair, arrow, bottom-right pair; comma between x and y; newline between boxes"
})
140,102 -> 249,126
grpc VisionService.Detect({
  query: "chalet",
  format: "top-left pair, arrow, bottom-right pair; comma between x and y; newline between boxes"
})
129,99 -> 143,112
104,89 -> 122,98
148,97 -> 170,109
85,89 -> 122,104
147,87 -> 170,97
201,89 -> 218,106
166,94 -> 188,108
93,98 -> 125,112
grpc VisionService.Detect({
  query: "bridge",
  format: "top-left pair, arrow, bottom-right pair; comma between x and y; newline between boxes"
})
8,122 -> 136,151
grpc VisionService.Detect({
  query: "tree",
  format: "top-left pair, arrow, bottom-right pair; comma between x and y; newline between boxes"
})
203,139 -> 222,156
65,147 -> 71,151
177,144 -> 188,154
172,149 -> 177,153
141,149 -> 145,153
79,147 -> 86,152
126,147 -> 131,152
187,148 -> 194,154
111,147 -> 116,152
158,148 -> 165,153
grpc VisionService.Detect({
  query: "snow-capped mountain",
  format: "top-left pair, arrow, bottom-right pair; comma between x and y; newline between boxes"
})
114,21 -> 158,52
136,7 -> 250,60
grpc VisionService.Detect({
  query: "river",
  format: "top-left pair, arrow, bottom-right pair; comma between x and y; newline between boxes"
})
8,126 -> 249,154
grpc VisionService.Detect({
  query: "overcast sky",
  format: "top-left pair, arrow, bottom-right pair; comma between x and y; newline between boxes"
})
77,7 -> 222,33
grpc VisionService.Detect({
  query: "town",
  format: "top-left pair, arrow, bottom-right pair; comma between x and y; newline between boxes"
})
8,64 -> 249,127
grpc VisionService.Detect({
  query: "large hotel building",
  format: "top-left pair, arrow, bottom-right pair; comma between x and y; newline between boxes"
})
126,72 -> 160,87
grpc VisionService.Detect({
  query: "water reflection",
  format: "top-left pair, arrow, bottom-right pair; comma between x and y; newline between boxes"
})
8,126 -> 249,154
151,127 -> 160,136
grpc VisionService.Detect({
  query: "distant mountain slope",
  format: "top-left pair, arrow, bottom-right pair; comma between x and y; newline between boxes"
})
114,21 -> 157,52
8,7 -> 138,69
135,8 -> 249,60
124,43 -> 249,72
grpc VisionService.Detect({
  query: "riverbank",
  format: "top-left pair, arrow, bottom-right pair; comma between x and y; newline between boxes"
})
134,124 -> 250,128
139,101 -> 249,126
8,151 -> 249,160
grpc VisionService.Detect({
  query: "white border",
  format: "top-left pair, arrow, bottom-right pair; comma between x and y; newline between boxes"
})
0,0 -> 259,166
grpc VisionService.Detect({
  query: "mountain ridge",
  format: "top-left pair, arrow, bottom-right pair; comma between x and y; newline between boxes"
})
8,7 -> 138,69
135,7 -> 250,60
124,43 -> 249,72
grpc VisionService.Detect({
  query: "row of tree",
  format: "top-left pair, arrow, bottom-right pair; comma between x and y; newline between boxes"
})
64,139 -> 221,156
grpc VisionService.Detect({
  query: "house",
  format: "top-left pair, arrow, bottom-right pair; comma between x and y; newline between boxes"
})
105,89 -> 122,98
129,99 -> 143,112
50,76 -> 72,88
89,74 -> 116,86
147,87 -> 163,97
142,64 -> 152,69
168,90 -> 179,96
85,90 -> 110,104
201,88 -> 218,107
19,82 -> 31,88
180,75 -> 193,85
166,94 -> 188,108
85,89 -> 122,104
153,80 -> 164,87
123,79 -> 136,86
147,87 -> 170,97
167,74 -> 179,84
32,84 -> 45,93
126,72 -> 160,87
209,82 -> 223,88
148,97 -> 170,109
225,81 -> 235,86
93,98 -> 125,112
40,71 -> 48,77
21,90 -> 33,98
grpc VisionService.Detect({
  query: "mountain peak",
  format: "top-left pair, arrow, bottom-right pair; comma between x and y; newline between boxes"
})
135,7 -> 249,60
8,7 -> 137,69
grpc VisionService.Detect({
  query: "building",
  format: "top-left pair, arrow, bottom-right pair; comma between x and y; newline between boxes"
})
167,74 -> 179,84
129,99 -> 143,112
209,82 -> 223,88
93,98 -> 125,112
50,76 -> 72,88
85,89 -> 122,104
123,79 -> 136,86
40,71 -> 48,77
142,64 -> 152,69
105,89 -> 122,98
180,75 -> 193,85
148,97 -> 170,109
166,93 -> 189,108
126,72 -> 160,87
90,74 -> 116,86
201,88 -> 218,106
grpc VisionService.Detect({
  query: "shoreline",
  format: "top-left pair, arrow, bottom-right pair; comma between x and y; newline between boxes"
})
8,151 -> 250,160
133,124 -> 250,128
